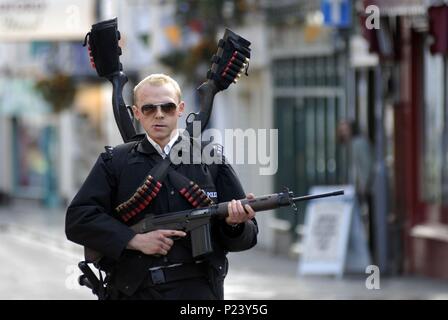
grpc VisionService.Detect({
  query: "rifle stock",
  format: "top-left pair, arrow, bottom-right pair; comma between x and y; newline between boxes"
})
110,71 -> 141,142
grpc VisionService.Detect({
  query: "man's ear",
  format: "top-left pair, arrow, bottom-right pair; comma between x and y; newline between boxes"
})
178,101 -> 185,117
132,105 -> 140,120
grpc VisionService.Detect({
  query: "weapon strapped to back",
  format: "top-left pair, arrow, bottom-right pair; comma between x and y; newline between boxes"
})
78,17 -> 344,299
83,17 -> 251,142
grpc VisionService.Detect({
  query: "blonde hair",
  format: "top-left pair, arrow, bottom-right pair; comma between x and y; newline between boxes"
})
133,73 -> 182,105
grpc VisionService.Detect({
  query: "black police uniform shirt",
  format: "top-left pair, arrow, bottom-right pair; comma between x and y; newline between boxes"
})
65,136 -> 258,296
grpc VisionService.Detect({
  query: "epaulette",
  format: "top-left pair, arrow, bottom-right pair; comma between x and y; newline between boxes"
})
208,143 -> 222,181
211,143 -> 223,157
101,146 -> 114,161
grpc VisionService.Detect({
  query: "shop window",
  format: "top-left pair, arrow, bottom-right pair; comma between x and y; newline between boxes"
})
421,48 -> 444,203
273,55 -> 347,229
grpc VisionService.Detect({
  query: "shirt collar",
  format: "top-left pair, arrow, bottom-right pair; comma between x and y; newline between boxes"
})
145,131 -> 179,158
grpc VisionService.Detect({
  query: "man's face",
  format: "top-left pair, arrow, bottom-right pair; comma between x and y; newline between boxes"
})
133,83 -> 184,144
337,122 -> 351,144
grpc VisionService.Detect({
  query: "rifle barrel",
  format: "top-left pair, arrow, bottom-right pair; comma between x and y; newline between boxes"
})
292,190 -> 344,202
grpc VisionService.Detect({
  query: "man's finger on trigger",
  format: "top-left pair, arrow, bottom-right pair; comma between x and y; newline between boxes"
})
162,230 -> 187,237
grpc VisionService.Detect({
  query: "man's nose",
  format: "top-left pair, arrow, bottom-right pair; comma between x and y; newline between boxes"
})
154,106 -> 164,118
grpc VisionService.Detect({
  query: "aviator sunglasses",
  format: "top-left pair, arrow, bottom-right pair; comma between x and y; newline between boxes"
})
140,102 -> 178,116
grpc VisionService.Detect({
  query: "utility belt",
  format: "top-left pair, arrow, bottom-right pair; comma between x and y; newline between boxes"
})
143,261 -> 208,288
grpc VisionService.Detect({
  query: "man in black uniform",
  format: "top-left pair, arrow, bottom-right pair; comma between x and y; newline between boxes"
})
65,73 -> 258,300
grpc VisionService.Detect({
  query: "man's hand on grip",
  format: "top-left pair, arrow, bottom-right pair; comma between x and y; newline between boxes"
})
127,229 -> 186,256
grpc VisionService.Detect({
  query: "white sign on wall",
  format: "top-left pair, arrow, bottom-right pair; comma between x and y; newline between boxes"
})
0,0 -> 95,41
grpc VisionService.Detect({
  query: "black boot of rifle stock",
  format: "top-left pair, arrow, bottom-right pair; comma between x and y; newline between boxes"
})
83,17 -> 123,79
206,28 -> 252,91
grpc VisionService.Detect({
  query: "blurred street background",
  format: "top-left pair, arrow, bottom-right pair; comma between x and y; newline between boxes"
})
0,0 -> 448,299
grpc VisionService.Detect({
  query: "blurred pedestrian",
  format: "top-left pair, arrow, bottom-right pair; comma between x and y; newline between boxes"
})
337,120 -> 374,256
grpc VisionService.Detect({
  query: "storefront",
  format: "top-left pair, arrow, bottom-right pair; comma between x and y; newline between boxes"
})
0,78 -> 57,206
267,1 -> 351,230
361,0 -> 448,278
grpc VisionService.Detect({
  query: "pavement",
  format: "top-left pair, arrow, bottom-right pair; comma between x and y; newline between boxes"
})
0,199 -> 448,300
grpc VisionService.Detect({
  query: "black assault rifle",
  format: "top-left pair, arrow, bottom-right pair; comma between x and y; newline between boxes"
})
79,188 -> 344,298
84,189 -> 344,262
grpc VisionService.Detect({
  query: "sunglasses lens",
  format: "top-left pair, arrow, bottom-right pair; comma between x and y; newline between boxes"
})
161,102 -> 177,114
141,105 -> 156,116
140,102 -> 177,116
